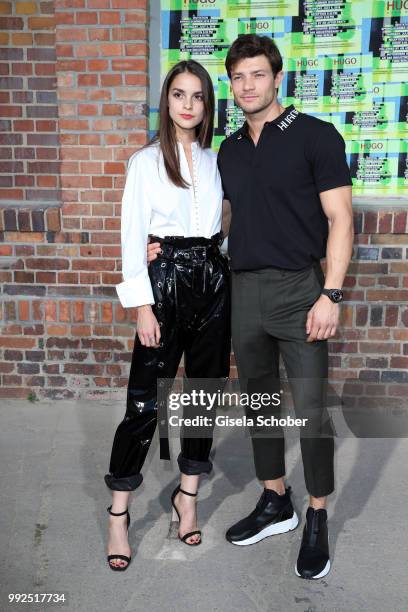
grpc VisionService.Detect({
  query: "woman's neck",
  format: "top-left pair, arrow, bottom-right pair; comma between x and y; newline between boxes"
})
174,127 -> 197,146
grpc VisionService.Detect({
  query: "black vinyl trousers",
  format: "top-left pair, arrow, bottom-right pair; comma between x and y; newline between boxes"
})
104,233 -> 231,492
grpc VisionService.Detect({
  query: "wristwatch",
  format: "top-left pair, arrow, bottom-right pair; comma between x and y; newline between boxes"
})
321,288 -> 343,303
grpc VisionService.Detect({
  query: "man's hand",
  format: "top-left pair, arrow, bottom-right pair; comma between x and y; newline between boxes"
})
147,241 -> 161,264
137,305 -> 161,347
306,295 -> 339,342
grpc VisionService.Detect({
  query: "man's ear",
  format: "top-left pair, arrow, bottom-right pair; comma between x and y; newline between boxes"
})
274,70 -> 284,88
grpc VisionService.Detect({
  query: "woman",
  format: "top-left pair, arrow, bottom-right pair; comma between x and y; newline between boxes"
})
104,60 -> 231,570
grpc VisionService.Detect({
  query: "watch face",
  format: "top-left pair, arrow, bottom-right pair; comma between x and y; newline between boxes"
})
331,289 -> 343,303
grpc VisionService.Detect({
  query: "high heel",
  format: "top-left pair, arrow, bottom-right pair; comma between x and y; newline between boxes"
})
106,505 -> 131,571
170,484 -> 202,546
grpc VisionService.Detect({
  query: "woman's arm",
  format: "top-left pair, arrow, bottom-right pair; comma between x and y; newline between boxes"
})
115,153 -> 160,347
115,153 -> 155,308
222,198 -> 231,237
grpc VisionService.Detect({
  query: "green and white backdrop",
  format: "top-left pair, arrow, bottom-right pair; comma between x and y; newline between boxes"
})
149,0 -> 408,197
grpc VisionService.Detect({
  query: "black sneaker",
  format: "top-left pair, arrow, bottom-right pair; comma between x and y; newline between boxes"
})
225,487 -> 299,546
295,507 -> 330,579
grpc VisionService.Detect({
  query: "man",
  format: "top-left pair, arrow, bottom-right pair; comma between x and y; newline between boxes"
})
149,34 -> 353,579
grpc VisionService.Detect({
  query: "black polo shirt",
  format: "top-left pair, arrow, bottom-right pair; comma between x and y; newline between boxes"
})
217,105 -> 352,271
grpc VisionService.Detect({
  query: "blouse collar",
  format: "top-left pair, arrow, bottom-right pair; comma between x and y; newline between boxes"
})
177,140 -> 199,148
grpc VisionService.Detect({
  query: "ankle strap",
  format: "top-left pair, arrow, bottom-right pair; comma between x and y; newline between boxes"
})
179,487 -> 197,497
107,505 -> 128,516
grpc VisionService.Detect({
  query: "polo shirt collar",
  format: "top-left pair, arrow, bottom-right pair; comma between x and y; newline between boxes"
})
237,104 -> 298,139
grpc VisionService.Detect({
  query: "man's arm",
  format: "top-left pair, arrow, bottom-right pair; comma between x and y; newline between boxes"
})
306,185 -> 353,342
320,185 -> 353,289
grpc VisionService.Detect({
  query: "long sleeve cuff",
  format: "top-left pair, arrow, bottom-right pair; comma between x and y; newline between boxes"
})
115,275 -> 155,309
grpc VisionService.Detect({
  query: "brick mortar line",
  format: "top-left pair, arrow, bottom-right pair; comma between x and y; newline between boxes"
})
54,10 -> 147,14
1,296 -> 405,304
55,25 -> 147,28
0,295 -> 122,302
55,39 -> 148,44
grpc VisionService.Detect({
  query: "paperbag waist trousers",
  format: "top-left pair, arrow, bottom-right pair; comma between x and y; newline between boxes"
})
104,232 -> 231,492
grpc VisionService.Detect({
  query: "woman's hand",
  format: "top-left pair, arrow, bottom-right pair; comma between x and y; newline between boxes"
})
147,241 -> 162,264
136,305 -> 161,347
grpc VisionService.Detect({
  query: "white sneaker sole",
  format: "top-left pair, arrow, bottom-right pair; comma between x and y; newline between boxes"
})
295,559 -> 331,579
229,512 -> 299,546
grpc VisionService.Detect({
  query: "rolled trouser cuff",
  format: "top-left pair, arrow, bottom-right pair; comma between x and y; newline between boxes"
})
177,452 -> 213,476
104,472 -> 143,491
307,483 -> 335,498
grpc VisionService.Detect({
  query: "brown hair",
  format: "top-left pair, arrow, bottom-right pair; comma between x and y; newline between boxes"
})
148,60 -> 215,188
225,34 -> 283,79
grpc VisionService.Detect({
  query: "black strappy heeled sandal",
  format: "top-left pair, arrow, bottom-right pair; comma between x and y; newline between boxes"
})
106,505 -> 131,571
170,484 -> 202,546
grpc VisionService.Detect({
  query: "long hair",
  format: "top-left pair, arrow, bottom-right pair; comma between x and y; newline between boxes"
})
148,60 -> 215,188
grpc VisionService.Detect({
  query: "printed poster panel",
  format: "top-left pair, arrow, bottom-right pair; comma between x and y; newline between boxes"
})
155,0 -> 408,196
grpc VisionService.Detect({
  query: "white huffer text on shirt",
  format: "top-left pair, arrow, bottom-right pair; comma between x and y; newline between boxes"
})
116,140 -> 223,308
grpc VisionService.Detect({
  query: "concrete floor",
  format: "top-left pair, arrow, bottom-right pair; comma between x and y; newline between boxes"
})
0,398 -> 407,612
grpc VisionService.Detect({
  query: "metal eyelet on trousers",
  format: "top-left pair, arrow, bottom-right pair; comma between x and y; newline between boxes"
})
157,302 -> 162,308
159,321 -> 163,327
158,361 -> 164,368
184,253 -> 190,258
161,262 -> 166,268
157,282 -> 162,288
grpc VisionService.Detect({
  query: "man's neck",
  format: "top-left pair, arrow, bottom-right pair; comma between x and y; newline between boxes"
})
244,100 -> 285,140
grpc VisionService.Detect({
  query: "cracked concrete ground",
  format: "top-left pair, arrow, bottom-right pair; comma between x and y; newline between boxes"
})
0,398 -> 407,612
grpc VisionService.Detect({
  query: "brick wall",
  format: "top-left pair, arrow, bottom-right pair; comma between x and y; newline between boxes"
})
329,209 -> 408,413
2,202 -> 407,400
0,1 -> 407,401
0,0 -> 60,204
333,209 -> 408,383
0,0 -> 149,399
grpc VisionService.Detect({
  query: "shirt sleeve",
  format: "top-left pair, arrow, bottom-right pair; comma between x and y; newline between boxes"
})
310,123 -> 353,194
217,142 -> 231,200
115,152 -> 155,308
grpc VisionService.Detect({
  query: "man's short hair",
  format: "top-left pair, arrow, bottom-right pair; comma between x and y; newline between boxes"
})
225,34 -> 283,78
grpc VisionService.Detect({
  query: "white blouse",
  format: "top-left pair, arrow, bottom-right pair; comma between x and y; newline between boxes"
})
115,140 -> 223,308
